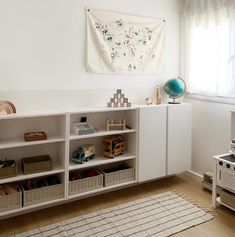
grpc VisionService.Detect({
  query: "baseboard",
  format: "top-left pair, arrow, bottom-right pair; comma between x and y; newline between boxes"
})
187,170 -> 203,181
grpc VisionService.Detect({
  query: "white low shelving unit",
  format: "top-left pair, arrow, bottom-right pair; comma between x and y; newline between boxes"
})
0,104 -> 192,219
0,107 -> 138,218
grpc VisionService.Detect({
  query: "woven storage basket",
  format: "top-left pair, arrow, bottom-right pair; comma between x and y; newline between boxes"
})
221,189 -> 235,209
0,162 -> 17,179
102,167 -> 135,187
0,184 -> 22,213
22,155 -> 53,175
22,183 -> 64,207
69,172 -> 103,196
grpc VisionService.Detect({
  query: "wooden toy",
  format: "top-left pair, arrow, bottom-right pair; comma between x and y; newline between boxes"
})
0,101 -> 16,115
24,131 -> 47,142
156,85 -> 162,105
72,144 -> 95,164
72,122 -> 95,135
103,135 -> 125,158
145,97 -> 153,105
107,89 -> 131,108
106,119 -> 126,131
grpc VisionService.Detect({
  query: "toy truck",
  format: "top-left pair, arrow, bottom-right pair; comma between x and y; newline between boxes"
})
103,135 -> 125,158
72,144 -> 95,164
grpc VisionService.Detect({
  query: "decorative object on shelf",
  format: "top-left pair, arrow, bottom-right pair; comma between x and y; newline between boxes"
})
24,131 -> 47,142
103,135 -> 125,158
87,8 -> 165,74
107,89 -> 131,108
106,119 -> 126,131
0,159 -> 17,179
22,155 -> 53,175
72,144 -> 95,164
72,122 -> 96,135
0,101 -> 16,115
145,97 -> 153,105
164,77 -> 186,104
156,85 -> 162,104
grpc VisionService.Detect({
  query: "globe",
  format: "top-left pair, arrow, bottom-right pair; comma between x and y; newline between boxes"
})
164,77 -> 186,104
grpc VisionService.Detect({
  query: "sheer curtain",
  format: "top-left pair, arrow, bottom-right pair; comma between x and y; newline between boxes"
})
181,0 -> 235,97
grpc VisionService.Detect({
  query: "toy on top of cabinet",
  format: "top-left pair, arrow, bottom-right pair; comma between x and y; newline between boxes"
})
103,135 -> 125,158
72,144 -> 95,164
107,89 -> 131,108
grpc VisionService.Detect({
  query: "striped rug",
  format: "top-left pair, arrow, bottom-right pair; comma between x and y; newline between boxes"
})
15,191 -> 213,237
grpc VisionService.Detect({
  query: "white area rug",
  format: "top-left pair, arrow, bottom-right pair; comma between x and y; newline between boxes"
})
15,191 -> 213,237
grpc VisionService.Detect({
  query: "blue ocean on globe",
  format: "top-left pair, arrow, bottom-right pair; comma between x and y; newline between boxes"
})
164,78 -> 186,98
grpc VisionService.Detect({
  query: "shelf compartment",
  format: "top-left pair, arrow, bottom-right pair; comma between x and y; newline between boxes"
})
69,153 -> 136,171
0,135 -> 65,150
0,163 -> 64,185
0,184 -> 22,213
70,129 -> 136,140
69,170 -> 103,196
22,183 -> 64,207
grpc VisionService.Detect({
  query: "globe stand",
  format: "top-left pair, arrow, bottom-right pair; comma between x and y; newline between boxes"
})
168,98 -> 181,104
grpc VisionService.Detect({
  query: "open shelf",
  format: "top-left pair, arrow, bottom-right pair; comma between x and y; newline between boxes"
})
0,163 -> 64,184
0,135 -> 65,150
69,129 -> 136,140
69,153 -> 136,171
217,197 -> 235,211
68,180 -> 137,199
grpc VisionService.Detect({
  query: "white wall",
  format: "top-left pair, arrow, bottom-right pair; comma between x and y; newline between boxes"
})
0,0 -> 180,93
185,97 -> 235,175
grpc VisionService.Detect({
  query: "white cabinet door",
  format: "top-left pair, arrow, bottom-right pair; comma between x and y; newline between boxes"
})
167,104 -> 192,175
139,106 -> 167,182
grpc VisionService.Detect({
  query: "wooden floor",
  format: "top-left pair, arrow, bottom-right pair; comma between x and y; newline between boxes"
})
1,172 -> 235,237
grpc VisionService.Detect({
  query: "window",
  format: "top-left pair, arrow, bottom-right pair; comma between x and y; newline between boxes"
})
182,0 -> 235,98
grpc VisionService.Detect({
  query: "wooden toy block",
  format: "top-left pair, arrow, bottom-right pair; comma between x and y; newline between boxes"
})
106,119 -> 126,131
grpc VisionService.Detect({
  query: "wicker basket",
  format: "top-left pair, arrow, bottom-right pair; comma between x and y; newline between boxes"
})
69,172 -> 103,196
0,184 -> 22,213
0,162 -> 17,179
101,167 -> 135,187
22,183 -> 64,207
220,189 -> 235,209
22,155 -> 53,175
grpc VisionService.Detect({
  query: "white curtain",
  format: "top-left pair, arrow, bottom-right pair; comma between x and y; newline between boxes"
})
181,0 -> 235,97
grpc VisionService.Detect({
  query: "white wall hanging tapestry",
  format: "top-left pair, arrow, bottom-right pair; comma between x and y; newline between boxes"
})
86,8 -> 165,74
